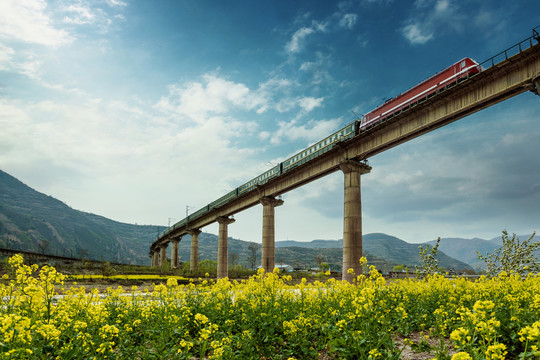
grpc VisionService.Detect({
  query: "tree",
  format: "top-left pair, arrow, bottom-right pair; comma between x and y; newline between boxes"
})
78,248 -> 89,260
101,262 -> 116,277
477,230 -> 540,278
37,240 -> 49,254
229,252 -> 239,267
319,262 -> 330,272
247,243 -> 259,270
416,237 -> 441,278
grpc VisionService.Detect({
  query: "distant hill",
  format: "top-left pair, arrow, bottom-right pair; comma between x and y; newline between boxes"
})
276,239 -> 343,249
0,169 -> 158,265
276,234 -> 473,271
426,233 -> 540,271
425,238 -> 498,270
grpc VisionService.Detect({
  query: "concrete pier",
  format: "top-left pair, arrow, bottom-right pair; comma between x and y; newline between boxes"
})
153,251 -> 159,267
339,160 -> 371,282
159,243 -> 168,267
188,229 -> 201,272
260,196 -> 284,274
171,236 -> 182,269
217,216 -> 235,279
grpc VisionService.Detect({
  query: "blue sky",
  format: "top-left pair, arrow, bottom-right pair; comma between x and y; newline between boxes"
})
1,0 -> 539,245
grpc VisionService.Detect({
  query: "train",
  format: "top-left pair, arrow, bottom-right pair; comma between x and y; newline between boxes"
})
161,57 -> 481,238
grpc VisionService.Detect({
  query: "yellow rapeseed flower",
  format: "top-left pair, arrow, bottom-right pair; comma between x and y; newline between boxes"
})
451,352 -> 472,360
485,343 -> 507,360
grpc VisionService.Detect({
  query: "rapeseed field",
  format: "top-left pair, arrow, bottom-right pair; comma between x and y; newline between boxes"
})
1,254 -> 539,359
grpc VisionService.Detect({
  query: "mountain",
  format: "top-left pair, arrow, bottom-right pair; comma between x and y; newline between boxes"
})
425,233 -> 540,270
425,237 -> 498,270
0,169 -> 158,265
276,239 -> 343,249
276,234 -> 473,271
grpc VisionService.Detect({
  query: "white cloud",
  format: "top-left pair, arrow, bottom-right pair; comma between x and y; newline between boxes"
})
286,27 -> 315,54
155,74 -> 271,122
0,0 -> 72,47
0,43 -> 14,70
298,51 -> 335,86
435,0 -> 449,12
270,118 -> 342,145
154,73 -> 313,122
59,2 -> 125,34
401,0 -> 465,45
339,13 -> 357,29
105,0 -> 128,7
253,77 -> 293,114
271,95 -> 323,114
258,131 -> 271,140
402,23 -> 434,45
18,58 -> 43,80
285,21 -> 328,54
0,44 -> 49,84
0,0 -> 127,91
298,97 -> 324,112
63,5 -> 96,25
0,95 -> 265,224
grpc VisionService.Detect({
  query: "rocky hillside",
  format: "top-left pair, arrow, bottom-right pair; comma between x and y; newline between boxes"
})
0,170 -> 157,265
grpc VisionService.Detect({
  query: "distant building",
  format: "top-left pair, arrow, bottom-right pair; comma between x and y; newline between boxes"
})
258,264 -> 294,272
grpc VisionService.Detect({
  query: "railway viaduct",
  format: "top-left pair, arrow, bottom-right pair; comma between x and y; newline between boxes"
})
150,30 -> 540,282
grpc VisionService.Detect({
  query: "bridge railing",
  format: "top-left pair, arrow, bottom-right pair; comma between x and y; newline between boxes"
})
479,26 -> 540,70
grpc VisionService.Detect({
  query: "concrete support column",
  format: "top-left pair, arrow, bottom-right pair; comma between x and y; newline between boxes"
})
260,196 -> 284,274
188,229 -> 202,273
171,236 -> 182,269
339,160 -> 371,282
153,251 -> 159,267
159,243 -> 168,267
150,253 -> 155,267
217,216 -> 235,279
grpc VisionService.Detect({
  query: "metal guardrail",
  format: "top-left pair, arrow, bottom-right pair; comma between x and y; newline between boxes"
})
0,247 -> 142,267
480,25 -> 540,69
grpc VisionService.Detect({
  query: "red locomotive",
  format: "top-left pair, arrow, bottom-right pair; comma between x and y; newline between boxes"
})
360,57 -> 481,130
